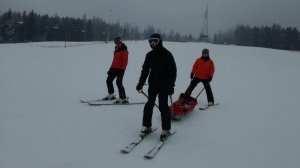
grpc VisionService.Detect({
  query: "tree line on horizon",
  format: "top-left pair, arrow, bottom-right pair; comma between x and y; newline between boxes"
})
0,9 -> 197,44
1,9 -> 300,51
213,24 -> 300,50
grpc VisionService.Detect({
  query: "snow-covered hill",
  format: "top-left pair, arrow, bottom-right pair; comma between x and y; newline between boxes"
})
1,41 -> 300,168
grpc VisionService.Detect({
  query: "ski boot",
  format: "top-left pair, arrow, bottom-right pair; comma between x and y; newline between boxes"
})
140,126 -> 154,138
208,102 -> 214,106
102,94 -> 116,100
160,130 -> 171,142
114,97 -> 129,104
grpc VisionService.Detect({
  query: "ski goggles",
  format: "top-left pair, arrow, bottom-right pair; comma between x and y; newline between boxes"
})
148,38 -> 160,45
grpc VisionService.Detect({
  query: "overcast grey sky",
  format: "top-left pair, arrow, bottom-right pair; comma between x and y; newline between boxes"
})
1,0 -> 299,37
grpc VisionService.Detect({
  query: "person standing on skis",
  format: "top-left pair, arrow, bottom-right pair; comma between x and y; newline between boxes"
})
136,33 -> 177,142
103,37 -> 129,104
185,48 -> 215,106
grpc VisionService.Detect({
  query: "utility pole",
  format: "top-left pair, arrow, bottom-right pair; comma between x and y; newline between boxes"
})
200,3 -> 209,42
64,21 -> 68,48
106,9 -> 112,43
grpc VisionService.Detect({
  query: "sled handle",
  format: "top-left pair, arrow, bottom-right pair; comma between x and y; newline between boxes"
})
195,82 -> 210,99
195,87 -> 205,99
169,95 -> 174,117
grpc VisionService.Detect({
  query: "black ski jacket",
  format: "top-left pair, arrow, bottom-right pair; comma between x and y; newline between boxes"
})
138,45 -> 177,89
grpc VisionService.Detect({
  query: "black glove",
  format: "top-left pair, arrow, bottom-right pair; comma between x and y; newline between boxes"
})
208,76 -> 213,82
167,86 -> 174,95
136,83 -> 143,92
107,69 -> 112,75
190,72 -> 194,79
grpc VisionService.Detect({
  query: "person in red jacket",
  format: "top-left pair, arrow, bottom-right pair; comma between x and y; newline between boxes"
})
103,37 -> 129,104
185,48 -> 215,105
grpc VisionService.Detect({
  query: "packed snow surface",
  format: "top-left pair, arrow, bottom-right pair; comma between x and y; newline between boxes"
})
1,41 -> 300,168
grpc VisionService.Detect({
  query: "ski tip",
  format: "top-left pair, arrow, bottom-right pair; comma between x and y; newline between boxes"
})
87,102 -> 100,106
120,149 -> 130,154
144,155 -> 154,159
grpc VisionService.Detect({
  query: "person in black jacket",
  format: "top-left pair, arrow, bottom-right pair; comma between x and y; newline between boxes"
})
136,33 -> 177,142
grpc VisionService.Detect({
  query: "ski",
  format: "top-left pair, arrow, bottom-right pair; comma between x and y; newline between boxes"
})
120,128 -> 157,153
80,99 -> 109,103
144,129 -> 177,159
88,102 -> 145,106
199,102 -> 220,111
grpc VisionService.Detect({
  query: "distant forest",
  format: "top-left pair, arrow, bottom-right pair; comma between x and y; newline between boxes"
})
1,9 -> 300,51
0,9 -> 197,43
213,24 -> 300,50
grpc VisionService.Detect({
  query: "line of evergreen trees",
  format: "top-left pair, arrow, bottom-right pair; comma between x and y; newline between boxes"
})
0,9 -> 197,43
213,24 -> 300,50
2,9 -> 300,51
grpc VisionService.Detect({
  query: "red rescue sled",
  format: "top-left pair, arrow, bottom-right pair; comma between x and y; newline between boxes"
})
169,93 -> 197,120
169,85 -> 207,120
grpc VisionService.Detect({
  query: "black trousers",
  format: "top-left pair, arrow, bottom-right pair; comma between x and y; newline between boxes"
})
185,78 -> 214,103
106,69 -> 126,99
143,86 -> 171,131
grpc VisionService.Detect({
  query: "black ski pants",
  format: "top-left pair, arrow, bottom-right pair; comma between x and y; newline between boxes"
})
106,68 -> 126,99
143,86 -> 171,131
185,77 -> 214,103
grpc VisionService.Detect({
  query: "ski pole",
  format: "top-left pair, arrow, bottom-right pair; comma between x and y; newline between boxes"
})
195,87 -> 205,99
169,95 -> 174,117
140,90 -> 159,109
195,82 -> 210,99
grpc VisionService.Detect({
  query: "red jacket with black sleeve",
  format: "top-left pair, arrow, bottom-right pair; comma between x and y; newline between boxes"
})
192,57 -> 215,80
110,43 -> 128,70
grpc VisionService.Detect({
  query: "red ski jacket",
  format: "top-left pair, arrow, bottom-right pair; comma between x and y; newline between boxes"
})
110,44 -> 128,70
192,57 -> 215,80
